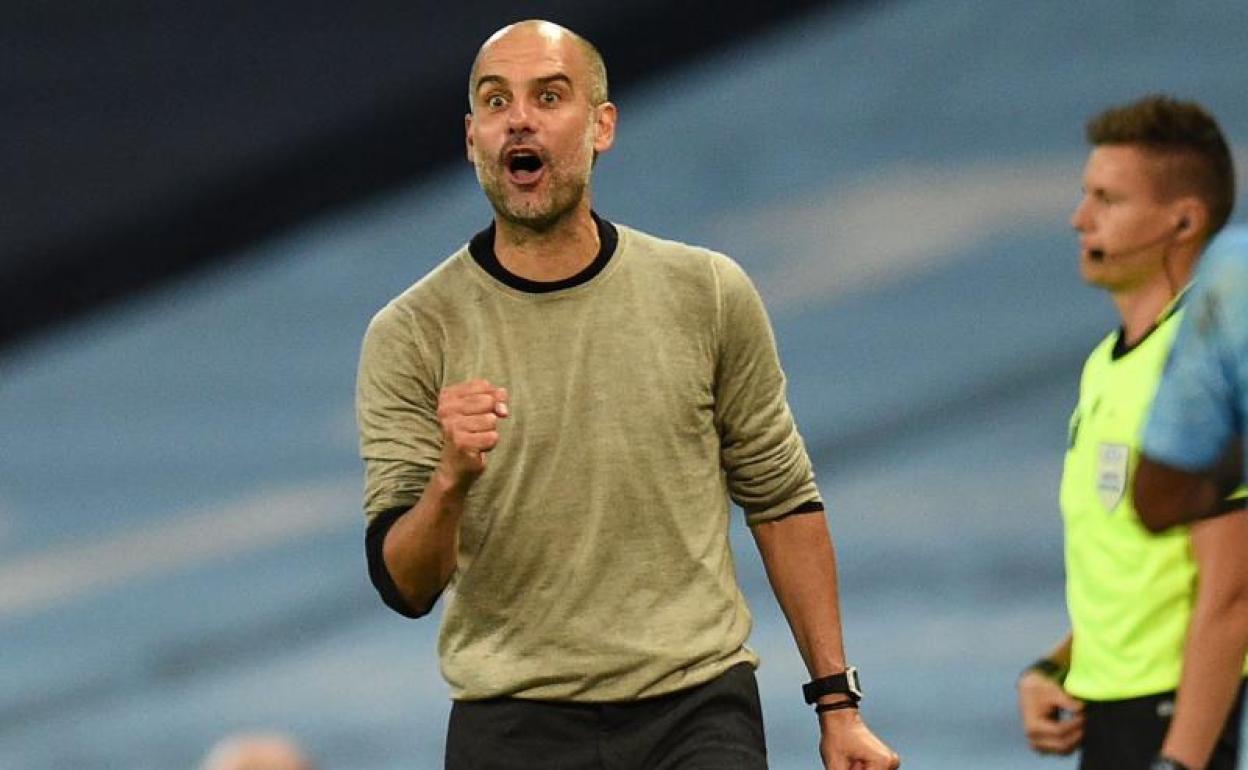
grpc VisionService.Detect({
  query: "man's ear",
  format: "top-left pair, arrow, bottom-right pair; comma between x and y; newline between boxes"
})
1173,196 -> 1209,243
465,113 -> 475,163
592,102 -> 618,155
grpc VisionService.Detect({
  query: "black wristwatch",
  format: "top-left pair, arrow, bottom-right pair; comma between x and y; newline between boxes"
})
802,666 -> 863,704
1150,756 -> 1193,770
1021,656 -> 1068,686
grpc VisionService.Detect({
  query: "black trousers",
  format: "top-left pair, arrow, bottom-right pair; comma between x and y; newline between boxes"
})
445,663 -> 768,770
1080,683 -> 1246,770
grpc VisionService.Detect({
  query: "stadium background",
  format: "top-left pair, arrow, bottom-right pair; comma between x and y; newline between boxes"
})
4,1 -> 1248,767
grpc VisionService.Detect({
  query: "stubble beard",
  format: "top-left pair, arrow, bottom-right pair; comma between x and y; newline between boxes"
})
475,142 -> 593,233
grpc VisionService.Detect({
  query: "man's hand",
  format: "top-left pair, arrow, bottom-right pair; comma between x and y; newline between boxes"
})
1017,670 -> 1084,755
436,379 -> 509,484
818,708 -> 900,769
378,378 -> 509,614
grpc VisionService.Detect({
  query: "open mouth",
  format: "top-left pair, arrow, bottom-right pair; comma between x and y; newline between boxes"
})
505,150 -> 545,185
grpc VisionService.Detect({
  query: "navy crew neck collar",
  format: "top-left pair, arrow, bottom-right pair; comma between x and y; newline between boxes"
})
468,212 -> 619,294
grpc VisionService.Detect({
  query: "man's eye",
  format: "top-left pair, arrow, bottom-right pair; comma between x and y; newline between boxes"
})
539,91 -> 560,105
487,94 -> 507,109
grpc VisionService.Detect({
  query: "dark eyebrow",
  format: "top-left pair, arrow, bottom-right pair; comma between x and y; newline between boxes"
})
474,72 -> 573,96
474,74 -> 507,95
533,74 -> 573,90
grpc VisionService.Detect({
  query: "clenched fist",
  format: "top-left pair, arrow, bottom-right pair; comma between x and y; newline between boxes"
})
437,379 -> 510,485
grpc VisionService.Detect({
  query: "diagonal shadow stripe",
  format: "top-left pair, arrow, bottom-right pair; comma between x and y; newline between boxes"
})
0,581 -> 379,735
805,344 -> 1085,475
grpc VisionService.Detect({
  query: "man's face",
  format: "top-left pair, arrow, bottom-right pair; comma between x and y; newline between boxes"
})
465,24 -> 616,231
1070,144 -> 1179,292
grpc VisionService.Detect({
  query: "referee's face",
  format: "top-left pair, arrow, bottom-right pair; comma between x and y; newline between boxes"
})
1070,145 -> 1179,294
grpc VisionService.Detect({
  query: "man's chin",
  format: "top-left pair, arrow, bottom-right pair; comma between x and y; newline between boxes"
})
494,199 -> 580,233
498,208 -> 554,231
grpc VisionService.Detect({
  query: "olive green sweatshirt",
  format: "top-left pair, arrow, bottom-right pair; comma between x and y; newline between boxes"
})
356,219 -> 820,701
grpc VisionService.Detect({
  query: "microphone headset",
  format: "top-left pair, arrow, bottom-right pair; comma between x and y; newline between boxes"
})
1087,217 -> 1187,262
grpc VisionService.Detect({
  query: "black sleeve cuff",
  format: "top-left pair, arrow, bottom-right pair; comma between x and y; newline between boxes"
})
365,505 -> 437,619
786,499 -> 825,516
752,499 -> 825,524
1199,495 -> 1248,520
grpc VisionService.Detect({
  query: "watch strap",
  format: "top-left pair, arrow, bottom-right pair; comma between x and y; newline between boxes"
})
802,666 -> 862,704
1023,657 -> 1067,684
814,699 -> 859,714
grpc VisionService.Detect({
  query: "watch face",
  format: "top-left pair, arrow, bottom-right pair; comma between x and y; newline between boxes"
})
845,667 -> 863,698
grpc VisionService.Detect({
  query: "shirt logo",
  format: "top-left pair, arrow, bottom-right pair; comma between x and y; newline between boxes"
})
1096,443 -> 1130,512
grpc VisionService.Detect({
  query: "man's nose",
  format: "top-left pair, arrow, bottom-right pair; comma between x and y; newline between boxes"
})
507,100 -> 535,133
1070,197 -> 1090,231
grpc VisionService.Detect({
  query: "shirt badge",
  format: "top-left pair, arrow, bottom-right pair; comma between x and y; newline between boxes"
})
1096,443 -> 1130,512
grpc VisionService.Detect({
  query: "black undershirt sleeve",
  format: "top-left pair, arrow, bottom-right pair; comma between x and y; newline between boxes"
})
1212,496 -> 1248,518
756,499 -> 825,524
365,506 -> 431,619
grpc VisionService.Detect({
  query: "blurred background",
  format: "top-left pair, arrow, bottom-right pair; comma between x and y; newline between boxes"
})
4,1 -> 1248,768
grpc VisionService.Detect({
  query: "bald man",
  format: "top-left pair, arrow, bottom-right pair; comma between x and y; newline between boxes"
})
200,732 -> 315,770
355,20 -> 898,770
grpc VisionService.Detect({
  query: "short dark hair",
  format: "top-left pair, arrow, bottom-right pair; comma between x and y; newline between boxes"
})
1086,94 -> 1235,236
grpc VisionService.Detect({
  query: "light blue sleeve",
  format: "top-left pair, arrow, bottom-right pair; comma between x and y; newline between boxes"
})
1142,228 -> 1248,471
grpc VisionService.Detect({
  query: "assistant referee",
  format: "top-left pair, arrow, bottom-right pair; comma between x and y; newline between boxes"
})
1016,95 -> 1248,770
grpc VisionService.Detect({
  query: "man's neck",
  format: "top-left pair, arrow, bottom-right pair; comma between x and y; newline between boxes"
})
1112,244 -> 1201,346
1112,277 -> 1187,346
494,205 -> 600,282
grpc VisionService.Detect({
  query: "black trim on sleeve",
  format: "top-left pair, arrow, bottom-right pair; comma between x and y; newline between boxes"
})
754,499 -> 825,524
468,212 -> 618,293
365,505 -> 434,619
1206,496 -> 1248,519
787,500 -> 825,516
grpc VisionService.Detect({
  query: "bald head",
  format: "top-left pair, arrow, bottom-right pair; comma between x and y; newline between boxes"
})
200,732 -> 316,770
468,20 -> 608,109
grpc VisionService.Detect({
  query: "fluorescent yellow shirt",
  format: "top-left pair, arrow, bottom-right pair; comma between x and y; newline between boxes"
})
1061,305 -> 1247,700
